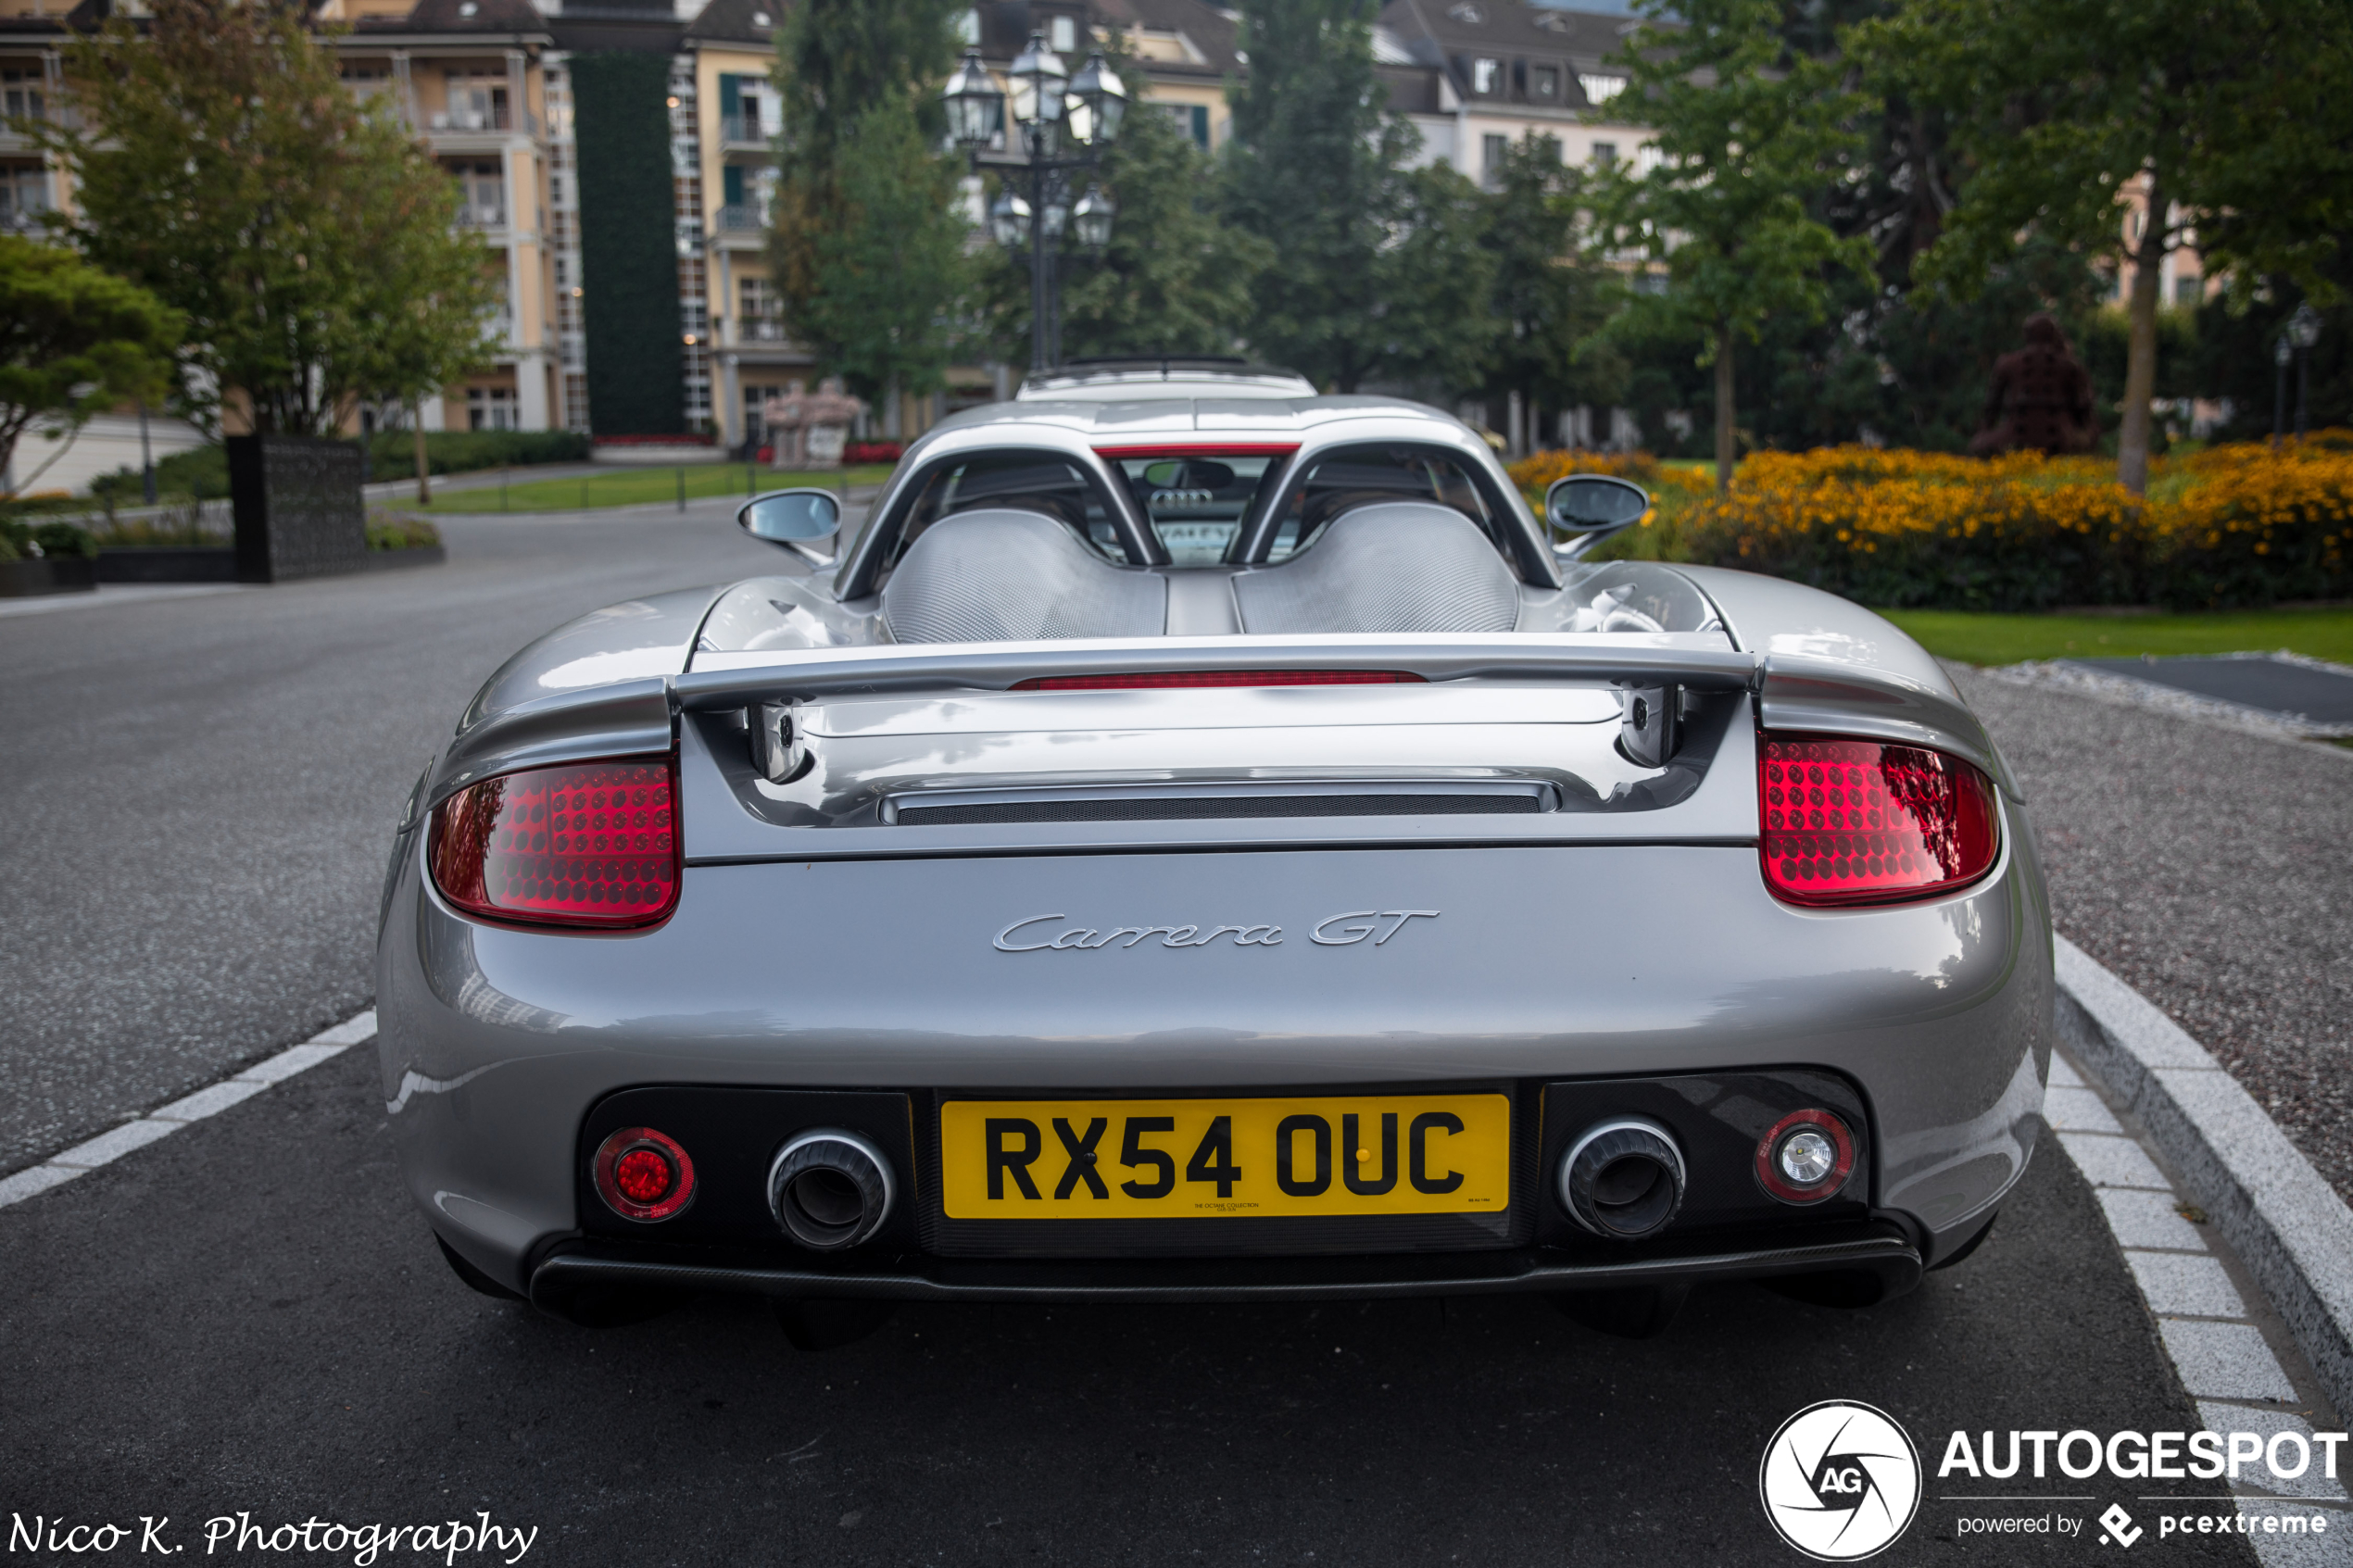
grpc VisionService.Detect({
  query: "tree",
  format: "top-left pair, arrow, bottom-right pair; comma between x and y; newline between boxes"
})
1374,164 -> 1502,399
975,64 -> 1274,364
769,0 -> 969,403
39,0 -> 497,437
1861,0 -> 2353,491
1478,135 -> 1628,448
0,236 -> 181,497
1221,0 -> 1496,394
1596,0 -> 1873,489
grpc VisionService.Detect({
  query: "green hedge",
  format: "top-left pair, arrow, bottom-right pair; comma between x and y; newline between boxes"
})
91,431 -> 593,500
0,517 -> 98,561
361,430 -> 591,481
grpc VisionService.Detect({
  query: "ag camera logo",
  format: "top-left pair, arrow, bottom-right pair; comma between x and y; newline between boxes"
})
1760,1400 -> 1922,1561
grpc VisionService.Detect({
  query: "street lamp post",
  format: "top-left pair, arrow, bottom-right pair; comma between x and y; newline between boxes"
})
2276,334 -> 2295,444
943,36 -> 1126,375
2287,303 -> 2322,440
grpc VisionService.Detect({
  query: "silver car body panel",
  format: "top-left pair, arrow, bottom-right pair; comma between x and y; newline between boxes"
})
380,395 -> 2052,1298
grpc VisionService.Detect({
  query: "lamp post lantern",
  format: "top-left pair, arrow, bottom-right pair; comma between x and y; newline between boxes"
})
944,37 -> 1125,375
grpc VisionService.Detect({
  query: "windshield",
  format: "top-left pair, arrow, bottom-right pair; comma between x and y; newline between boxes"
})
1109,453 -> 1286,567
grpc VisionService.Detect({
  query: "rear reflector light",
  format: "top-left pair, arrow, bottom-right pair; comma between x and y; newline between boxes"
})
594,1126 -> 696,1222
429,757 -> 680,929
1757,733 -> 1997,906
1755,1109 -> 1856,1204
1013,670 -> 1427,691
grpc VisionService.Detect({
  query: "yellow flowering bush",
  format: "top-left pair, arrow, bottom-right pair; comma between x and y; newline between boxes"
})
1672,435 -> 2353,610
1507,448 -> 1715,498
2154,440 -> 2353,608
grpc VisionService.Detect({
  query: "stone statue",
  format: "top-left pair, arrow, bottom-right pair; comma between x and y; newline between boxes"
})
762,377 -> 867,470
1969,314 -> 2097,457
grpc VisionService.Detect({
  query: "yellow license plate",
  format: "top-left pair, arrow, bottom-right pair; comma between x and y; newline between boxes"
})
939,1094 -> 1511,1220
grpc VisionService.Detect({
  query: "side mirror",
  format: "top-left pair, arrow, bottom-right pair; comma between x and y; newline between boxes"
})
737,488 -> 842,566
1545,474 -> 1651,559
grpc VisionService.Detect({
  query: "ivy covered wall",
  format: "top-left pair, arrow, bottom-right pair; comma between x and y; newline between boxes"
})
570,53 -> 684,436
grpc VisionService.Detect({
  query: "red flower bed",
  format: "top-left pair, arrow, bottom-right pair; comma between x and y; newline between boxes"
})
843,441 -> 902,465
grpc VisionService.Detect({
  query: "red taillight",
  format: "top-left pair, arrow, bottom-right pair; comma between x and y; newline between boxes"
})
593,1126 -> 696,1222
1013,670 -> 1427,691
429,756 -> 680,929
1757,732 -> 1997,907
1755,1109 -> 1856,1205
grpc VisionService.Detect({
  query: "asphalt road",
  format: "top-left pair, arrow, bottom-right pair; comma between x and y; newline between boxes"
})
0,516 -> 2279,1562
3,1041 -> 2252,1566
0,501 -> 785,1173
1955,669 -> 2353,1208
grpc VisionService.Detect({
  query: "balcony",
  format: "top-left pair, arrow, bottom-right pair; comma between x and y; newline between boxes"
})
734,318 -> 789,344
434,105 -> 508,132
712,203 -> 768,249
719,114 -> 771,152
456,201 -> 510,231
427,106 -> 542,139
0,100 -> 76,152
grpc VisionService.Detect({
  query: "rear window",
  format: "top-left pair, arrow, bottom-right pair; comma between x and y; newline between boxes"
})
1107,454 -> 1287,567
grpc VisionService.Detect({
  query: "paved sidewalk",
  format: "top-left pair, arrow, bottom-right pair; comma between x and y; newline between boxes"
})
1956,668 -> 2353,1208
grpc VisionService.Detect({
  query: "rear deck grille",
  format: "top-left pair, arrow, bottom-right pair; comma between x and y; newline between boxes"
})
893,793 -> 1545,826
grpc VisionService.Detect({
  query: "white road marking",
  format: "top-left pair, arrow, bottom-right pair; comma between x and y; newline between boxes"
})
0,583 -> 250,620
0,1008 -> 375,1210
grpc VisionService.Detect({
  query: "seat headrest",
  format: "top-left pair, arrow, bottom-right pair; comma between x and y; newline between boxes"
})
1232,501 -> 1521,634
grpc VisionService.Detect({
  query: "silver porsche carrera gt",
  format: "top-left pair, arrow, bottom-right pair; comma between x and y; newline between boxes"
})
378,378 -> 2050,1345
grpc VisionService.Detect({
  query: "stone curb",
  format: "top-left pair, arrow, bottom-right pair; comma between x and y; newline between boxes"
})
2055,935 -> 2353,1422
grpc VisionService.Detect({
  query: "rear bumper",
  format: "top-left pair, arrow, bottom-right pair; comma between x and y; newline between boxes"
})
528,1221 -> 1922,1311
381,834 -> 2051,1298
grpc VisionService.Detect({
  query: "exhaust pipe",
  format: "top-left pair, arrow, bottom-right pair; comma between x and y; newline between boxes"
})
768,1128 -> 896,1250
1559,1116 -> 1685,1240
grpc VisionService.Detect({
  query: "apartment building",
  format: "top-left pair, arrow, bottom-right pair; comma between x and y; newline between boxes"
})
1093,0 -> 1241,153
678,0 -> 804,453
651,0 -> 1249,450
0,11 -> 208,490
0,37 -> 61,236
321,0 -> 565,433
1,0 -> 567,441
1376,0 -> 1655,182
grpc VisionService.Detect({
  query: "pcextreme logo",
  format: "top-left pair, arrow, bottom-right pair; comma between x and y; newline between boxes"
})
1760,1400 -> 1923,1561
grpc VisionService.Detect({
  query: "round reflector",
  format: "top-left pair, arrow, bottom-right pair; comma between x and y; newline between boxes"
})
1755,1109 -> 1856,1205
593,1126 -> 697,1222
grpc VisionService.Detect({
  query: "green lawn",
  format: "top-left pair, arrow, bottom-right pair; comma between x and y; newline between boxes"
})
1881,607 -> 2353,667
417,463 -> 893,515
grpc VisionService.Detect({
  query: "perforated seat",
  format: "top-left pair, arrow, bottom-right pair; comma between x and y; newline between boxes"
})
1231,502 -> 1522,634
881,508 -> 1169,644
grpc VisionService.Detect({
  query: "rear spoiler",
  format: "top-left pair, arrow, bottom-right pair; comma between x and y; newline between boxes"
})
419,634 -> 2016,821
674,633 -> 1759,704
